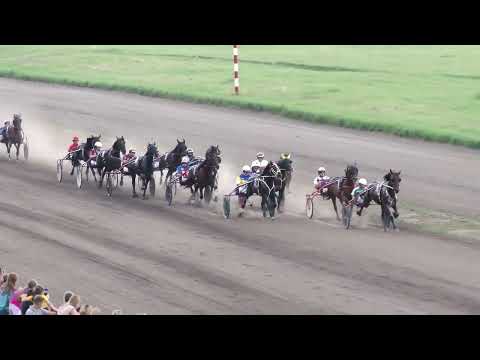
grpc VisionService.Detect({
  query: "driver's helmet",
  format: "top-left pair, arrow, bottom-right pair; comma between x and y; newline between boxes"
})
94,141 -> 102,149
242,165 -> 251,173
318,167 -> 326,176
186,148 -> 194,156
358,178 -> 368,186
256,152 -> 265,159
4,121 -> 10,126
129,148 -> 136,155
72,136 -> 79,142
280,153 -> 291,160
181,156 -> 189,164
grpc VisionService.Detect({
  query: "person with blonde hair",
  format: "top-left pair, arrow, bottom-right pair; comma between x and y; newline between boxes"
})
25,295 -> 57,315
57,294 -> 81,315
80,304 -> 100,315
0,273 -> 17,315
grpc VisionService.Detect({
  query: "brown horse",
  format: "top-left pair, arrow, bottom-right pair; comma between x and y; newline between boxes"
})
322,164 -> 359,221
4,115 -> 25,160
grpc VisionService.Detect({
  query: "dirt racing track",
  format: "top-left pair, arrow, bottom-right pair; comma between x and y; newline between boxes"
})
1,78 -> 480,314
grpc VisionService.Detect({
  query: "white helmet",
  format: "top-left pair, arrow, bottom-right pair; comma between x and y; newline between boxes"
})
181,156 -> 189,164
186,148 -> 194,155
94,141 -> 102,148
318,167 -> 326,172
256,152 -> 264,158
129,148 -> 136,153
358,178 -> 368,186
242,165 -> 251,172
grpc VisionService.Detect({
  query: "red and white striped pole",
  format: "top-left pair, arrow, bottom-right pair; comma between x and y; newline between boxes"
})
233,45 -> 239,95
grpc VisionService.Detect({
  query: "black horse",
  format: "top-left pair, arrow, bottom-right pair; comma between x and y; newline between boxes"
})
191,145 -> 221,204
322,164 -> 359,221
124,143 -> 159,199
156,138 -> 187,185
3,115 -> 25,160
356,169 -> 402,231
238,161 -> 283,219
97,136 -> 127,189
276,154 -> 293,212
71,134 -> 102,179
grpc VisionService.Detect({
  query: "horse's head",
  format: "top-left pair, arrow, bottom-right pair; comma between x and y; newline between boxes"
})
173,138 -> 187,156
114,136 -> 127,155
385,169 -> 401,193
263,161 -> 281,178
345,164 -> 359,181
146,142 -> 158,157
87,134 -> 101,148
12,114 -> 22,129
206,145 -> 222,165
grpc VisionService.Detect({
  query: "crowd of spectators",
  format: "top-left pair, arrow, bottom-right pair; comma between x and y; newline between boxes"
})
0,267 -> 101,315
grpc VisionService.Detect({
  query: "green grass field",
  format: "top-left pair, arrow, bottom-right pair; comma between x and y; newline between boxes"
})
1,45 -> 479,148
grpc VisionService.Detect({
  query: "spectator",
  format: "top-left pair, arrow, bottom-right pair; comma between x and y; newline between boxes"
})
10,279 -> 37,315
80,304 -> 100,315
57,294 -> 81,315
0,273 -> 17,315
21,285 -> 49,314
25,295 -> 56,315
63,290 -> 73,304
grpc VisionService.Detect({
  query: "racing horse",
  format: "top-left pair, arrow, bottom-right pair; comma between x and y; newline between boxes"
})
97,136 -> 127,189
191,145 -> 221,204
276,154 -> 293,212
322,164 -> 359,221
4,115 -> 25,160
238,161 -> 283,219
356,170 -> 402,231
124,143 -> 159,199
156,138 -> 187,185
72,134 -> 102,179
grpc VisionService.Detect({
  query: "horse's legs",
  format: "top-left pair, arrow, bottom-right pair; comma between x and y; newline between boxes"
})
277,187 -> 285,212
392,198 -> 399,218
132,174 -> 138,198
15,143 -> 19,160
165,169 -> 172,185
98,169 -> 106,188
142,177 -> 148,199
261,194 -> 267,217
331,196 -> 340,221
6,143 -> 11,160
238,195 -> 246,209
92,167 -> 98,182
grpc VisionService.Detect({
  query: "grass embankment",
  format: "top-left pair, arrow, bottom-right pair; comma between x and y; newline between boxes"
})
1,45 -> 479,148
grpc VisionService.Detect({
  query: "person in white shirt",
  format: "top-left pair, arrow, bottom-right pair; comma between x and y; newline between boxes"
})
57,294 -> 81,315
251,152 -> 268,174
313,167 -> 330,192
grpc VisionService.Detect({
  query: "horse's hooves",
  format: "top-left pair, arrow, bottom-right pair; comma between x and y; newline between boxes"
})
132,194 -> 139,198
394,213 -> 399,219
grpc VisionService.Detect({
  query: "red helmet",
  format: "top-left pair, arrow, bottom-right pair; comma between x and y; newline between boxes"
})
72,136 -> 79,142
